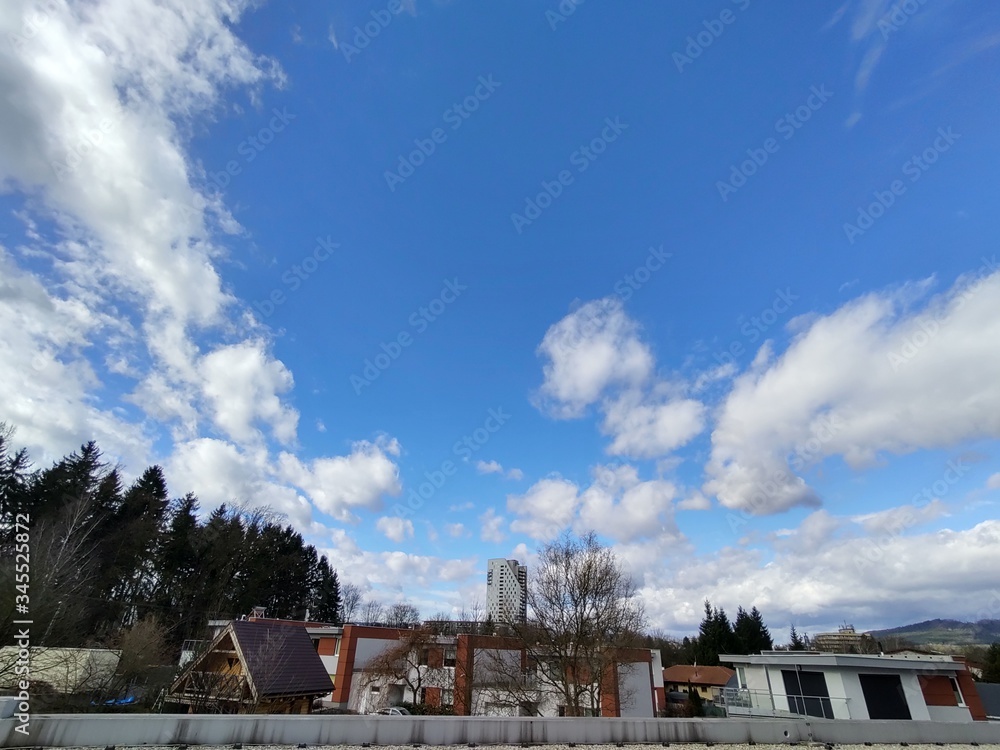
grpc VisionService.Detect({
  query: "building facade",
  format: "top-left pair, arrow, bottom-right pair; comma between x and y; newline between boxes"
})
721,651 -> 987,722
486,558 -> 527,624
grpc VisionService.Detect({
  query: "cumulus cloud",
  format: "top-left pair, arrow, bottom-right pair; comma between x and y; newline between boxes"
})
705,266 -> 1000,515
601,389 -> 706,459
0,0 -> 407,531
535,297 -> 705,459
376,516 -> 414,543
276,437 -> 402,522
476,459 -> 525,480
535,297 -> 653,419
507,467 -> 681,544
637,516 -> 1000,634
987,473 -> 1000,490
479,507 -> 507,543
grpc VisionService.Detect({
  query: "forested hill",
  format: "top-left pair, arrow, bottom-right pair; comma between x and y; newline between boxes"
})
870,618 -> 1000,646
0,425 -> 342,655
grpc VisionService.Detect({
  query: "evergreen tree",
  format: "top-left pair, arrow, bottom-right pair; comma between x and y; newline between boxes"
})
695,600 -> 737,665
789,624 -> 806,650
734,605 -> 773,654
980,643 -> 1000,683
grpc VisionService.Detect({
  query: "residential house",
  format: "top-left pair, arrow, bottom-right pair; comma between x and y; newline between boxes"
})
721,651 -> 987,722
662,664 -> 734,704
315,624 -> 664,717
168,620 -> 333,713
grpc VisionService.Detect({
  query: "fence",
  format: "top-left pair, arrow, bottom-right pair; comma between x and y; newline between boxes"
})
2,711 -> 1000,748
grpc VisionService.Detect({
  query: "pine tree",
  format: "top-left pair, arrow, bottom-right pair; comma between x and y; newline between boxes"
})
789,624 -> 806,650
734,606 -> 774,654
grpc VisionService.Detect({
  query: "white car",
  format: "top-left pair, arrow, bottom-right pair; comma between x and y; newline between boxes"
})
373,706 -> 411,716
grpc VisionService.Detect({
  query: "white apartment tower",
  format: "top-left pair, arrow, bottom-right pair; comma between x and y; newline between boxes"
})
486,558 -> 527,624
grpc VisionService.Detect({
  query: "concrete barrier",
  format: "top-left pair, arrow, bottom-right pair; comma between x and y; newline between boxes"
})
2,714 -> 999,748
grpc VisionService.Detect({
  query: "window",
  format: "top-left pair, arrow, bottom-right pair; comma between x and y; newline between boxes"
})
334,638 -> 340,656
736,667 -> 747,689
442,688 -> 454,706
781,669 -> 834,719
370,685 -> 380,693
419,648 -> 429,666
950,677 -> 966,706
444,647 -> 457,668
419,687 -> 427,704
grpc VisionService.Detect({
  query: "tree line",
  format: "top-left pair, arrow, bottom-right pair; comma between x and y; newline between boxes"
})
0,425 -> 342,655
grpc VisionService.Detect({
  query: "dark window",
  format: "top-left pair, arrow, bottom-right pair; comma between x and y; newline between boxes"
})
444,647 -> 457,667
781,669 -> 834,719
859,674 -> 912,720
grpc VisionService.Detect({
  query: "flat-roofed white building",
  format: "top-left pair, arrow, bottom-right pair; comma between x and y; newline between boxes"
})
721,651 -> 987,722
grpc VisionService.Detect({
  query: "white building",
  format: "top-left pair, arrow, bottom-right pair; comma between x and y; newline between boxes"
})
486,558 -> 527,624
721,651 -> 987,722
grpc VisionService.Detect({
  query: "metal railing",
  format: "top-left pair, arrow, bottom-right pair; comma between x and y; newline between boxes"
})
721,687 -> 850,719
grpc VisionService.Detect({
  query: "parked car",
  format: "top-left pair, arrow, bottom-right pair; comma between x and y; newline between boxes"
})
373,706 -> 411,715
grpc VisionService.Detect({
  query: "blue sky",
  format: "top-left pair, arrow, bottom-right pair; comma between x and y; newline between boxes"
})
2,0 -> 1000,637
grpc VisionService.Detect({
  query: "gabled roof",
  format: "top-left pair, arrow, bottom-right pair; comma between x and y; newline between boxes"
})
172,620 -> 332,702
662,664 -> 734,686
230,620 -> 333,697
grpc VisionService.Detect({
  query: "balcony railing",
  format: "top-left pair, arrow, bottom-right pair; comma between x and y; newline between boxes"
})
721,687 -> 849,720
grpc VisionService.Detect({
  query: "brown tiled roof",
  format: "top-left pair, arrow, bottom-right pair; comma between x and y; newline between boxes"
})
231,620 -> 333,697
662,664 -> 735,687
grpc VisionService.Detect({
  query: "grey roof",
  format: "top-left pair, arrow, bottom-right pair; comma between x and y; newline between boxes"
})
230,620 -> 333,698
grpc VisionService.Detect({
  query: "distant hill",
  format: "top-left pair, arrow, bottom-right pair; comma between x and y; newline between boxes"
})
869,619 -> 1000,647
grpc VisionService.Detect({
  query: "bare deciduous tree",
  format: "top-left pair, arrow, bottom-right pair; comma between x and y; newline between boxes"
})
360,599 -> 386,625
341,582 -> 363,623
357,628 -> 450,710
385,601 -> 421,627
485,532 -> 646,717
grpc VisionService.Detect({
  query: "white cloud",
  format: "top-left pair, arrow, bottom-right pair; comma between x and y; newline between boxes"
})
376,516 -> 414,543
852,499 -> 948,535
535,297 -> 704,459
507,467 -> 682,544
601,389 -> 706,459
479,507 -> 507,543
705,267 -> 1000,515
508,477 -> 580,541
639,517 -> 1000,634
445,522 -> 466,538
276,437 -> 402,523
987,473 -> 1000,490
476,460 -> 503,474
535,297 -> 653,419
476,459 -> 525,480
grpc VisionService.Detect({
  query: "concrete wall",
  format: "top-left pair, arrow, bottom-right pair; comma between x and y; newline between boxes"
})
4,713 -> 1000,748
